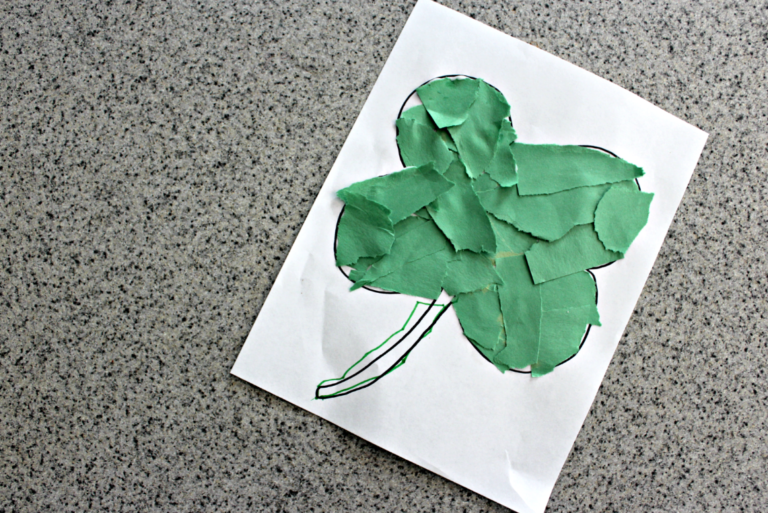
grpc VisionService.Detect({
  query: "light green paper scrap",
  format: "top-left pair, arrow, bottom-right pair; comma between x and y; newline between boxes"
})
525,224 -> 623,284
448,80 -> 511,179
594,185 -> 654,253
442,250 -> 501,296
513,144 -> 645,195
400,103 -> 435,126
539,270 -> 600,319
339,163 -> 453,224
427,160 -> 497,254
417,77 -> 480,128
335,192 -> 394,267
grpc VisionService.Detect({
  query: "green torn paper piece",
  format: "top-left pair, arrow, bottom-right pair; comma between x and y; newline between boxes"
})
396,117 -> 455,173
448,80 -> 511,179
525,224 -> 623,284
347,256 -> 379,283
494,255 -> 541,370
401,104 -> 458,152
540,269 -> 600,318
594,185 -> 654,253
335,192 -> 394,267
348,268 -> 365,282
532,270 -> 600,376
488,216 -> 538,258
427,160 -> 497,254
453,287 -> 505,352
485,119 -> 518,187
414,207 -> 431,220
417,77 -> 480,129
338,163 -> 453,224
532,307 -> 589,377
442,251 -> 501,296
401,103 -> 434,126
369,250 -> 453,300
353,215 -> 454,299
513,144 -> 645,195
476,174 -> 640,241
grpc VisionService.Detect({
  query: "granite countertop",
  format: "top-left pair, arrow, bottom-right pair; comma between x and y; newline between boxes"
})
1,1 -> 766,511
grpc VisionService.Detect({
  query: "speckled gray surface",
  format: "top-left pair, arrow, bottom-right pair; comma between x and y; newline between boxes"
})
1,0 -> 766,511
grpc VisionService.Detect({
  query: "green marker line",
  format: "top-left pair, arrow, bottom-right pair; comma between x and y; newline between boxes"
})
315,301 -> 446,399
319,355 -> 409,398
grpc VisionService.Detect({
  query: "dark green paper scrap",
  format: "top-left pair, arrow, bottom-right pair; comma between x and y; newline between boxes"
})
476,173 -> 639,241
427,160 -> 497,254
417,77 -> 479,128
335,192 -> 394,267
525,224 -> 623,284
396,116 -> 455,173
442,251 -> 501,296
339,163 -> 453,225
330,76 -> 653,383
594,185 -> 655,253
485,120 -> 519,187
513,144 -> 645,195
447,80 -> 511,179
352,215 -> 454,299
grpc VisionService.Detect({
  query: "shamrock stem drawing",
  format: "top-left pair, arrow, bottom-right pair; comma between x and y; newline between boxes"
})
316,299 -> 449,399
316,76 -> 653,400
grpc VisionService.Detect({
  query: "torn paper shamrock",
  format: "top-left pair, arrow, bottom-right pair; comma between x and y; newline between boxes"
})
319,76 -> 654,398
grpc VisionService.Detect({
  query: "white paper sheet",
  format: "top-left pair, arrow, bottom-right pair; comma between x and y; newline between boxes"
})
232,2 -> 708,511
